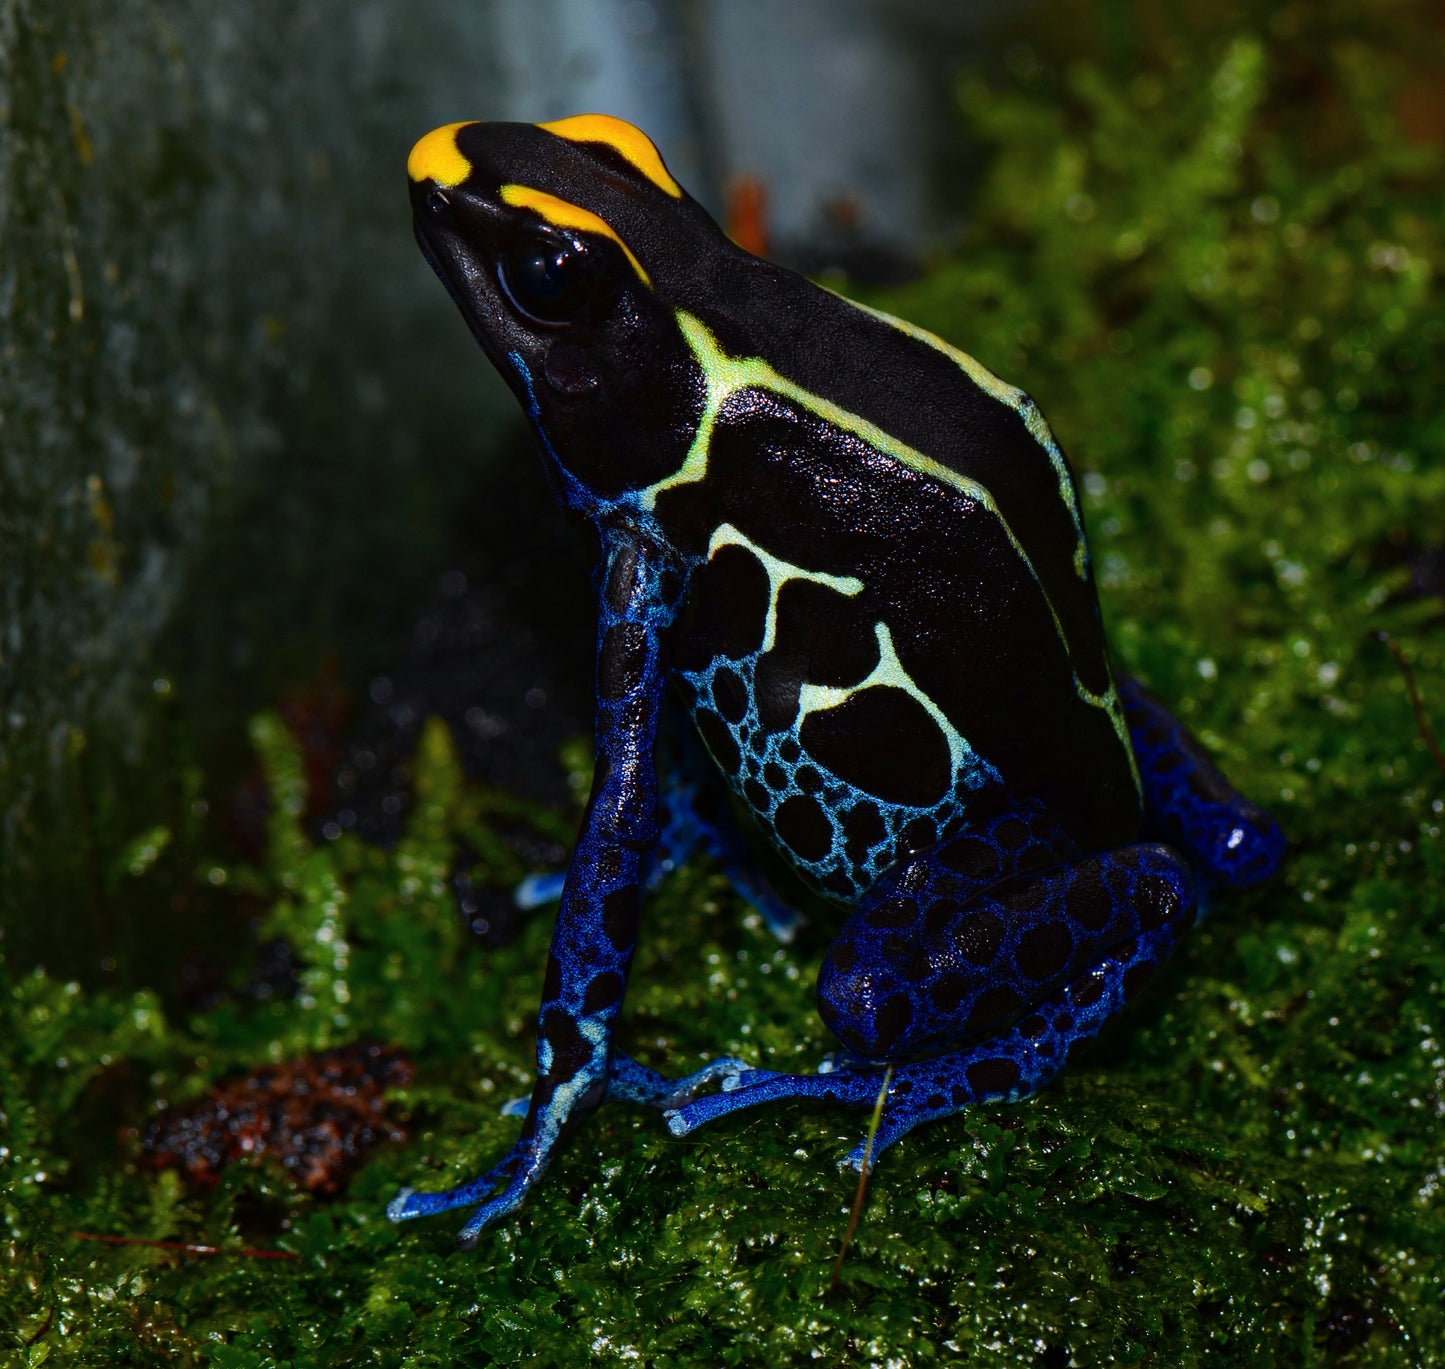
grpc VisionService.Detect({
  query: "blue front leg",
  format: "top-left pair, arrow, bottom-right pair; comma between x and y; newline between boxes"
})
388,525 -> 682,1248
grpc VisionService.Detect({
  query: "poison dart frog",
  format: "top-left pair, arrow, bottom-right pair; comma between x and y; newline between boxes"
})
390,114 -> 1285,1249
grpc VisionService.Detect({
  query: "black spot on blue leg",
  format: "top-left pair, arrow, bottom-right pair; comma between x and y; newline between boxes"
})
541,953 -> 563,1003
599,623 -> 648,700
964,985 -> 1024,1032
863,896 -> 917,931
582,971 -> 625,1015
541,1008 -> 593,1082
965,1057 -> 1021,1096
604,543 -> 638,612
954,911 -> 1005,965
600,887 -> 637,952
1014,922 -> 1073,981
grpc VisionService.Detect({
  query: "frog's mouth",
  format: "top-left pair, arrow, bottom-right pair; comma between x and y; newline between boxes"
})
410,198 -> 516,377
413,223 -> 468,321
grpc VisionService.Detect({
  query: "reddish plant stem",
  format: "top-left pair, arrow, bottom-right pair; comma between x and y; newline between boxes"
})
69,1231 -> 298,1260
1377,630 -> 1445,779
831,1065 -> 893,1294
23,1304 -> 55,1347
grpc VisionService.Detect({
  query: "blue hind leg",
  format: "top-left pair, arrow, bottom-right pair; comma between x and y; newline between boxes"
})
1116,674 -> 1285,890
667,839 -> 1198,1166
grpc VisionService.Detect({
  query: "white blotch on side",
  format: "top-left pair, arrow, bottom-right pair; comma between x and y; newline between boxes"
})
796,621 -> 979,777
708,521 -> 863,652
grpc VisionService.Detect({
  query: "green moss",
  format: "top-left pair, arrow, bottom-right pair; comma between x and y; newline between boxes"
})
6,3 -> 1445,1363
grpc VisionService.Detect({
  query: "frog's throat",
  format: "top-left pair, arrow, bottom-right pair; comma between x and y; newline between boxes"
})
643,309 -> 1138,785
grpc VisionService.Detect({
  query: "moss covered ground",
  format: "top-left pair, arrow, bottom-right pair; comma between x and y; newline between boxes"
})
5,3 -> 1445,1364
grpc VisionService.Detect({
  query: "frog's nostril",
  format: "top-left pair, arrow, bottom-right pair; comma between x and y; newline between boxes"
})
425,188 -> 450,215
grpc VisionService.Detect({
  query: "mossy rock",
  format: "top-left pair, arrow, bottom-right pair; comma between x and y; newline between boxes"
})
5,1 -> 1445,1364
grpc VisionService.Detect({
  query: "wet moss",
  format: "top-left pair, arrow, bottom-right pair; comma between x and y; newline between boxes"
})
5,2 -> 1445,1363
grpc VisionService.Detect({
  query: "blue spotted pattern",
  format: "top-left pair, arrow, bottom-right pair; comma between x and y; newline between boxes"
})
388,525 -> 682,1247
678,640 -> 1002,904
668,863 -> 1193,1169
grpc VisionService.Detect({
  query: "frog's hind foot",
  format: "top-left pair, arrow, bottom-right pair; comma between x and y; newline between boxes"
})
1117,673 -> 1285,889
670,840 -> 1197,1168
605,1049 -> 750,1108
667,915 -> 1183,1170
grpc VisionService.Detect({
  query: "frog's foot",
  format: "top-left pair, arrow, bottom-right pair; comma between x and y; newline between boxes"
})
390,1120 -> 585,1250
1117,673 -> 1285,889
390,1051 -> 749,1248
605,1049 -> 750,1107
387,1142 -> 525,1231
667,880 -> 1189,1172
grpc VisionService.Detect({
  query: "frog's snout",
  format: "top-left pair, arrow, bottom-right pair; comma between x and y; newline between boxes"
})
407,122 -> 475,190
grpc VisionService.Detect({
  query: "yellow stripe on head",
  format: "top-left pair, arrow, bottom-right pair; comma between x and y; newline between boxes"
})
538,114 -> 682,198
408,122 -> 475,187
499,184 -> 652,288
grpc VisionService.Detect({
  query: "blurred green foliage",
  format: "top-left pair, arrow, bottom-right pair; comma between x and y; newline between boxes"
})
5,1 -> 1445,1363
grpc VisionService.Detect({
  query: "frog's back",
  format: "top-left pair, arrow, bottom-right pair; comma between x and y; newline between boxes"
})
426,121 -> 1140,895
646,250 -> 1140,897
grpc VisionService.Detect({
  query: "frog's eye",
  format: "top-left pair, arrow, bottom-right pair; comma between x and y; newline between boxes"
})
501,237 -> 598,325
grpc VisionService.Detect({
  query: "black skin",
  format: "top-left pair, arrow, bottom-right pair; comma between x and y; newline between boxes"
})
390,120 -> 1281,1249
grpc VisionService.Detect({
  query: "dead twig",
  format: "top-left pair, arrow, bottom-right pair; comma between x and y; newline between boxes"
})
831,1065 -> 892,1294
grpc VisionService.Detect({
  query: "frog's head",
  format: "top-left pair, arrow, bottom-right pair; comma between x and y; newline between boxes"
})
408,115 -> 721,506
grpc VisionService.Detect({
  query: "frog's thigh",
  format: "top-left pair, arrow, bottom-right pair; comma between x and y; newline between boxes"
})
668,842 -> 1196,1164
1116,674 -> 1285,889
817,841 -> 1196,1060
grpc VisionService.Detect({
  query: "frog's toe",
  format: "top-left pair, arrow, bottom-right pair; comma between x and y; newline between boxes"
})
665,1067 -> 883,1136
605,1049 -> 749,1107
387,1147 -> 519,1224
455,1173 -> 537,1250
